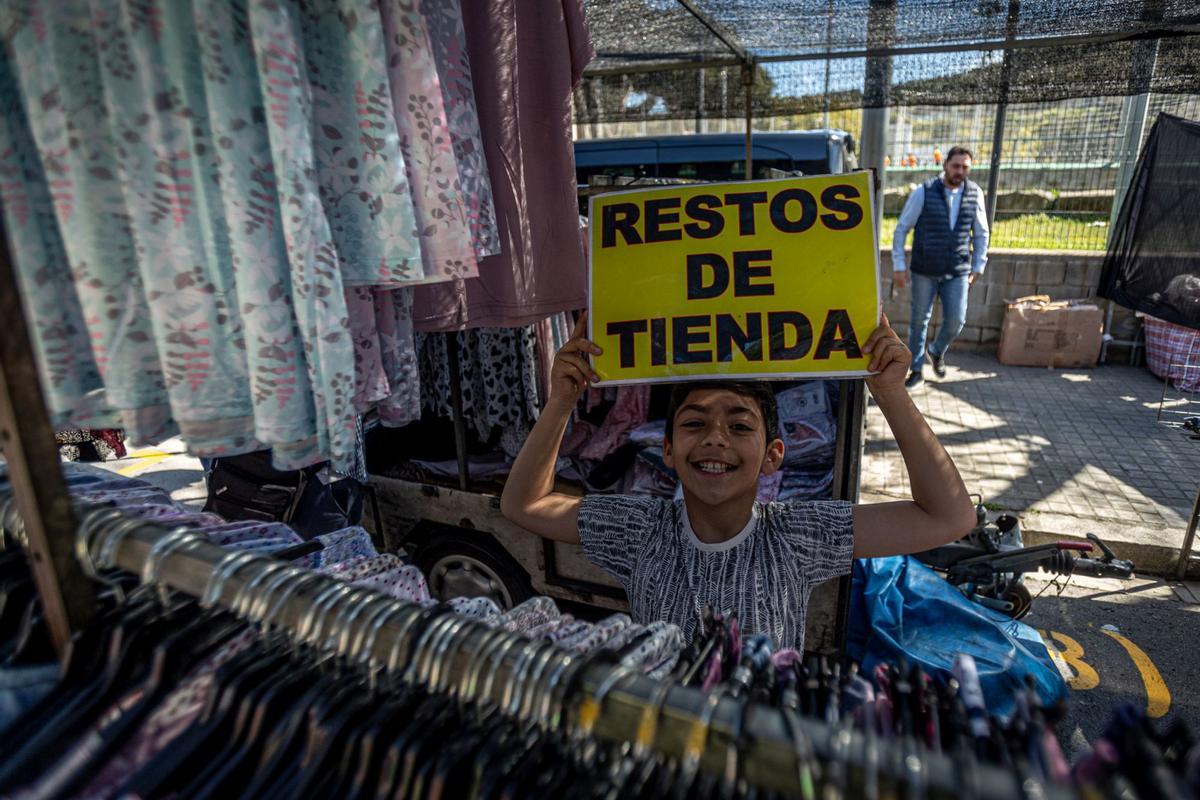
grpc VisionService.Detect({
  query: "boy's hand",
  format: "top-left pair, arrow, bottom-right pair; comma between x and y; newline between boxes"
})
550,312 -> 602,408
862,313 -> 911,394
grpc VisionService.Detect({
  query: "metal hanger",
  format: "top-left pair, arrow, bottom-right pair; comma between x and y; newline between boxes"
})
339,592 -> 394,661
353,596 -> 407,673
362,602 -> 416,692
416,613 -> 467,689
779,702 -> 818,800
230,560 -> 292,620
299,581 -> 356,656
245,564 -> 309,626
522,647 -> 572,725
95,514 -> 157,574
469,629 -> 525,707
201,550 -> 269,609
286,580 -> 344,659
382,602 -> 429,689
513,642 -> 561,722
674,683 -> 725,797
425,615 -> 467,694
262,571 -> 328,638
403,610 -> 460,686
328,586 -> 391,667
534,650 -> 576,730
454,626 -> 511,703
74,506 -> 132,602
499,638 -> 543,717
577,662 -> 637,743
429,620 -> 488,695
138,526 -> 211,606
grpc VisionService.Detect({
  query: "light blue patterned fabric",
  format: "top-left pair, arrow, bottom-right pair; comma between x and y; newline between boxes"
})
1,1 -> 170,432
299,526 -> 377,568
265,0 -> 424,285
0,0 -> 459,474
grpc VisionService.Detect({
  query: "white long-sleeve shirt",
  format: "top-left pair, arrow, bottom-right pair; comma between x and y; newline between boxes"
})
891,181 -> 991,274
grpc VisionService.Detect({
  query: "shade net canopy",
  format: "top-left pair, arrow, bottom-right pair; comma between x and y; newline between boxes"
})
578,0 -> 1200,122
1099,114 -> 1200,330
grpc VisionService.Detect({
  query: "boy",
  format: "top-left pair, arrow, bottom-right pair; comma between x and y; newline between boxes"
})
501,312 -> 975,649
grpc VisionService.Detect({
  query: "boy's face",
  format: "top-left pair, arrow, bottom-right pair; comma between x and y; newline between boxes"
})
662,388 -> 785,508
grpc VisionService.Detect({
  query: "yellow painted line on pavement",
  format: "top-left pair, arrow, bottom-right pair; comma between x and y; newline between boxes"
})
1038,630 -> 1075,685
1100,628 -> 1170,718
1039,630 -> 1099,690
116,449 -> 174,477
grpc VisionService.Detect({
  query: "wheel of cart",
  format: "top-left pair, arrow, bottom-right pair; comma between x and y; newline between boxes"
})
409,521 -> 535,610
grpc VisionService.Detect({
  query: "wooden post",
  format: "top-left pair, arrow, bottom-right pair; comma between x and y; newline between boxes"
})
444,333 -> 470,491
0,221 -> 95,655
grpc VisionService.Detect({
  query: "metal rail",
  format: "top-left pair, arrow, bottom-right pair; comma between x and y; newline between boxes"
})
88,516 -> 1069,800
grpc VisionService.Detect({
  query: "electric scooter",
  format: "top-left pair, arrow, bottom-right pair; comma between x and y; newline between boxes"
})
913,499 -> 1135,619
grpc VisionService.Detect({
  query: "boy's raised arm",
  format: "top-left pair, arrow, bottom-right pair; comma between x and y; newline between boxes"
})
851,315 -> 977,557
499,313 -> 602,545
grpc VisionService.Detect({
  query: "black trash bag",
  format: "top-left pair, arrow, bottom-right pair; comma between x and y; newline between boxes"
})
203,450 -> 363,540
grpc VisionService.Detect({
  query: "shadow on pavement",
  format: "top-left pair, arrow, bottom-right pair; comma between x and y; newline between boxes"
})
864,353 -> 1200,525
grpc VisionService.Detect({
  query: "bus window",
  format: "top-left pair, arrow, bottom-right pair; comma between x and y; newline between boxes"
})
575,162 -> 653,186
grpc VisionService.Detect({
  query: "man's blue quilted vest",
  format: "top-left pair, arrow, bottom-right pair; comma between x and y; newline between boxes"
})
910,176 -> 980,277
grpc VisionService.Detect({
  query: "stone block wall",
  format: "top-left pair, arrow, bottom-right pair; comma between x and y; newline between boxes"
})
880,249 -> 1136,357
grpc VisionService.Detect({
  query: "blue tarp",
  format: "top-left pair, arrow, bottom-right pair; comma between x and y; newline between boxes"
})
846,556 -> 1068,719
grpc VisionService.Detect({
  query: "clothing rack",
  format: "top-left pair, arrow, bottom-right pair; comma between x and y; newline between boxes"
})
81,513 -> 1069,800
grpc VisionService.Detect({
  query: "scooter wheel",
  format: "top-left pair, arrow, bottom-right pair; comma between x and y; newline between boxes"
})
1000,582 -> 1033,619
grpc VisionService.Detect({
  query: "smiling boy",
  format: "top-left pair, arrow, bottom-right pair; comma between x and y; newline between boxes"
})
501,312 -> 975,649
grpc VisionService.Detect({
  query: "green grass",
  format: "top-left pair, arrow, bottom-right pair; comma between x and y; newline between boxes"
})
881,213 -> 1108,252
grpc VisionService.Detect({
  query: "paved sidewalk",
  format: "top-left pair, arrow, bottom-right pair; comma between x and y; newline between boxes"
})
861,351 -> 1200,574
90,436 -> 207,507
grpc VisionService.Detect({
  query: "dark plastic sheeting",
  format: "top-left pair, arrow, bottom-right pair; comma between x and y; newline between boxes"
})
1100,113 -> 1200,331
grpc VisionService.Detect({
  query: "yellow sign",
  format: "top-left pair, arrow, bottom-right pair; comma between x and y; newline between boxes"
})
588,172 -> 879,384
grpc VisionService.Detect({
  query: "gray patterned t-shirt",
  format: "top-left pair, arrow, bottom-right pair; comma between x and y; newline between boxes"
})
577,496 -> 855,650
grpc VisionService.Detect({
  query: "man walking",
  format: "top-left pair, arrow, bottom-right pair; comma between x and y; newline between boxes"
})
892,146 -> 991,389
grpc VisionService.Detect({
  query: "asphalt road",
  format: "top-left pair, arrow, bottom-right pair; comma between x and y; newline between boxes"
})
1022,571 -> 1200,761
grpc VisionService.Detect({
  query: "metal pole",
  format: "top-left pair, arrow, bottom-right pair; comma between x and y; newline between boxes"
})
1178,482 -> 1200,580
862,0 -> 896,241
985,100 -> 1008,229
823,0 -> 834,130
985,0 -> 1020,229
0,217 -> 96,656
695,68 -> 705,134
444,333 -> 469,491
1108,38 -> 1160,238
743,63 -> 754,179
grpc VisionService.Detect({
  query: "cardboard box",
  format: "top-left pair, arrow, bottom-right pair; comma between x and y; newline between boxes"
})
997,295 -> 1103,367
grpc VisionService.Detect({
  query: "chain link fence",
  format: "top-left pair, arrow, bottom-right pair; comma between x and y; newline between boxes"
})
574,0 -> 1200,252
574,94 -> 1200,251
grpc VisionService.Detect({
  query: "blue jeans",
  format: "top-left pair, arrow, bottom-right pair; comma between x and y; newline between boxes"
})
0,663 -> 59,731
908,272 -> 969,370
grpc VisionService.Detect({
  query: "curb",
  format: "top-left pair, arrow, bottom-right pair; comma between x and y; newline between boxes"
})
859,491 -> 1195,579
1019,512 -> 1196,580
